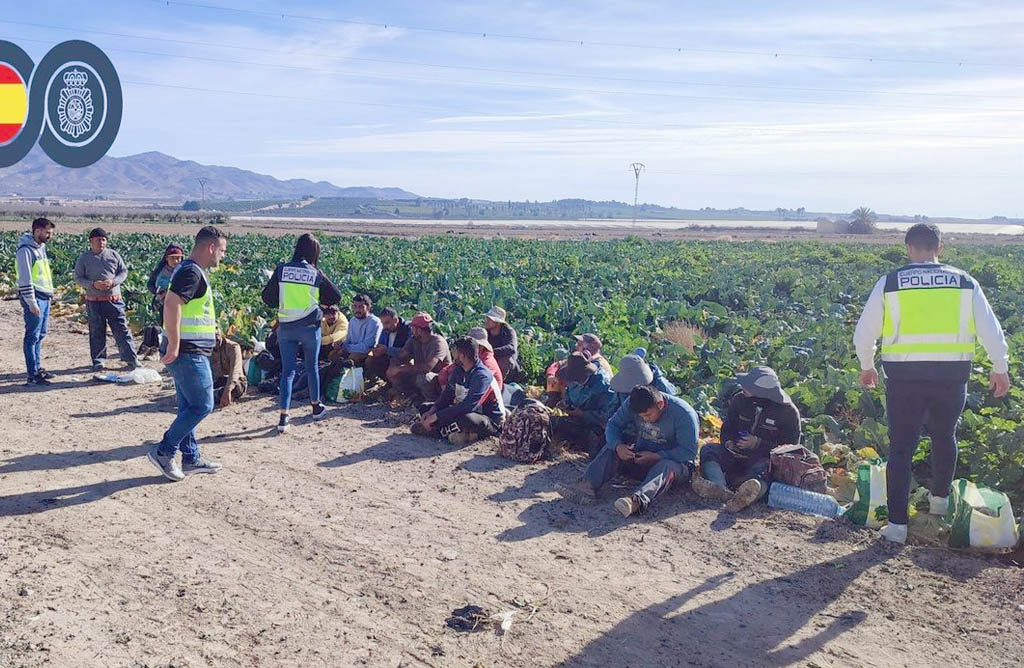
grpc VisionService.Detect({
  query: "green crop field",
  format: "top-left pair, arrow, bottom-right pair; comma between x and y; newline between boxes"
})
3,231 -> 1022,506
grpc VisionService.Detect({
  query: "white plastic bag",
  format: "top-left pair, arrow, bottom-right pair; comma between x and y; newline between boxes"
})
338,367 -> 364,402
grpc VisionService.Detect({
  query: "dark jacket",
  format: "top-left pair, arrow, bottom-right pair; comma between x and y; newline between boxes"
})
721,391 -> 802,459
147,259 -> 174,296
261,260 -> 342,327
435,360 -> 505,426
382,318 -> 412,357
488,324 -> 518,365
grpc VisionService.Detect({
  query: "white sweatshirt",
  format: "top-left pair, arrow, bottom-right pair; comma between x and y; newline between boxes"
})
853,264 -> 1009,374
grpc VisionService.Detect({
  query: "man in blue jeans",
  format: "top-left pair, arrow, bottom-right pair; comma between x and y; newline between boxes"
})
148,226 -> 228,482
557,385 -> 699,518
16,217 -> 56,385
73,228 -> 140,371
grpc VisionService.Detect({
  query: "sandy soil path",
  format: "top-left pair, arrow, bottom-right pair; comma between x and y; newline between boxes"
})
1,298 -> 1022,668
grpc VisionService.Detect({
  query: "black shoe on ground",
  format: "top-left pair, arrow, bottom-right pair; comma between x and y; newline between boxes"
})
277,414 -> 290,433
312,403 -> 329,420
25,374 -> 51,386
37,368 -> 55,380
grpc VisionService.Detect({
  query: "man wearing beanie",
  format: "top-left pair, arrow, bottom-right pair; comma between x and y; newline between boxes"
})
73,228 -> 140,371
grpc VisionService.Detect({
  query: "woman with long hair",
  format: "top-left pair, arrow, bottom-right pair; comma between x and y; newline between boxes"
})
261,233 -> 342,432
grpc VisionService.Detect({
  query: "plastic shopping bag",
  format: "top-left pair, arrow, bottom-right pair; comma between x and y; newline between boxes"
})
846,459 -> 888,527
326,367 -> 364,403
948,479 -> 1019,550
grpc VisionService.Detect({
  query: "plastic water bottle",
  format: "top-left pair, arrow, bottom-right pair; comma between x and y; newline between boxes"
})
768,482 -> 846,518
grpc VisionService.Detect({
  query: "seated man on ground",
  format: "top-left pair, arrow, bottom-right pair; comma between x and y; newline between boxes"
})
483,306 -> 520,381
692,366 -> 802,512
320,305 -> 348,362
331,294 -> 382,367
551,351 -> 616,454
607,351 -> 679,441
364,307 -> 412,382
545,332 -> 613,405
411,336 -> 507,446
212,331 -> 247,409
386,313 -> 451,402
558,385 -> 699,518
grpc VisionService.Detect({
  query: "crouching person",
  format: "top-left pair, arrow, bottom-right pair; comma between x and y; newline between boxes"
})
693,366 -> 801,512
411,337 -> 507,446
557,385 -> 699,518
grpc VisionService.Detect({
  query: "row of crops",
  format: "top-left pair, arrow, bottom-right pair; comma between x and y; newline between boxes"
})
2,230 -> 1022,505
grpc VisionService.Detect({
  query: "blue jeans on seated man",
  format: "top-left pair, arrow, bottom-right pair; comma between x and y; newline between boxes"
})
700,442 -> 770,491
278,322 -> 322,411
21,296 -> 50,377
87,299 -> 139,367
583,444 -> 692,512
157,353 -> 214,464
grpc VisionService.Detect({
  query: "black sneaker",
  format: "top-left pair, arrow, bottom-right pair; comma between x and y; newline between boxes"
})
312,403 -> 328,420
37,368 -> 55,380
277,414 -> 290,434
25,374 -> 51,386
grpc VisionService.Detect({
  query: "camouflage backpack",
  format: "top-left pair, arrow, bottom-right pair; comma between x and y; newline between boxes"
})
769,444 -> 828,493
499,399 -> 551,463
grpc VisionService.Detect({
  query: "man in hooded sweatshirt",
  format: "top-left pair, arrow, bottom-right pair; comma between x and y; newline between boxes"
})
16,218 -> 56,385
693,366 -> 802,512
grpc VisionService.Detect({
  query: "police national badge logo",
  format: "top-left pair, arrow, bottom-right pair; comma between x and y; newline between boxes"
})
0,40 -> 122,168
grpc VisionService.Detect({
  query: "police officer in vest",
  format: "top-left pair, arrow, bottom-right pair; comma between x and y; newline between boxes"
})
148,226 -> 228,482
854,223 -> 1010,544
16,217 -> 56,385
261,233 -> 342,433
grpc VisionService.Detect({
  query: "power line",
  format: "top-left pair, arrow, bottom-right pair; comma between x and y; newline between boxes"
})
5,19 -> 1023,102
6,34 -> 1022,115
145,0 -> 1023,69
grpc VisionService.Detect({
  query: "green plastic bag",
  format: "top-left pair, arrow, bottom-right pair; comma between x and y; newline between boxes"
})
948,479 -> 1019,550
245,357 -> 263,387
847,459 -> 888,527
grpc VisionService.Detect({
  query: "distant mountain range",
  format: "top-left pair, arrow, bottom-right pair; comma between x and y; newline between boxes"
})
0,148 -> 419,200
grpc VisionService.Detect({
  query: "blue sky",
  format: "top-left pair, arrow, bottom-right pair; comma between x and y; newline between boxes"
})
4,0 -> 1023,217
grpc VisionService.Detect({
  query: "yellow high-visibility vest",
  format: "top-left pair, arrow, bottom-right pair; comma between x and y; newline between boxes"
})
16,251 -> 53,294
881,264 -> 976,364
178,262 -> 217,342
277,264 -> 320,323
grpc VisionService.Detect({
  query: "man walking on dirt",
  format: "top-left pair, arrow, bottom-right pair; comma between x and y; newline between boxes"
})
16,217 -> 56,385
148,226 -> 228,482
854,223 -> 1010,544
73,228 -> 140,371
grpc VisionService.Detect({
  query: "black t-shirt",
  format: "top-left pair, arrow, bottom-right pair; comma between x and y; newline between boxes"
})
168,260 -> 214,356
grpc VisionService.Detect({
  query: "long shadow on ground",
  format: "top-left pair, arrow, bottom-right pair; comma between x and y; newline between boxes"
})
0,444 -> 148,474
317,432 -> 454,468
0,476 -> 164,517
557,546 -> 889,668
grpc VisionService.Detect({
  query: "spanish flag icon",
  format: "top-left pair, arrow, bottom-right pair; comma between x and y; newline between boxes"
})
0,63 -> 28,144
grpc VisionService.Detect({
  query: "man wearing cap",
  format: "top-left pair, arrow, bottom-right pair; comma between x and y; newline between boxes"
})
551,351 -> 616,454
544,333 -> 613,405
854,222 -> 1010,544
16,217 -> 56,384
412,336 -> 507,446
483,306 -> 520,381
575,333 -> 613,376
693,366 -> 802,512
386,312 -> 452,402
74,228 -> 140,371
558,385 -> 699,518
608,352 -> 679,440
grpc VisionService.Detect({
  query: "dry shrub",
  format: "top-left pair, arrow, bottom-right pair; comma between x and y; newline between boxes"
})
662,321 -> 706,354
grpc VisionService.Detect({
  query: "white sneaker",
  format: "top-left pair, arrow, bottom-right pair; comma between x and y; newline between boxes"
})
929,495 -> 949,516
879,522 -> 908,544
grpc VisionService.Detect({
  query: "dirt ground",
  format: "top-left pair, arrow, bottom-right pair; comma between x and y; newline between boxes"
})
1,298 -> 1023,668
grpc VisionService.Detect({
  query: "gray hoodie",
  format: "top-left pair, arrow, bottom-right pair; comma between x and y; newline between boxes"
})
16,232 -> 52,308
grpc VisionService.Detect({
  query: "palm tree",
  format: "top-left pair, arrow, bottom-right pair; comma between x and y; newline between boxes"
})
849,207 -> 877,234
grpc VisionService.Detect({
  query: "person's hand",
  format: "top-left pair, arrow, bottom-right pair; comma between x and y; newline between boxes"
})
371,344 -> 387,356
859,369 -> 878,388
160,349 -> 178,366
29,303 -> 40,317
990,371 -> 1011,398
633,451 -> 662,467
614,443 -> 635,462
422,412 -> 438,428
737,434 -> 760,450
219,388 -> 233,409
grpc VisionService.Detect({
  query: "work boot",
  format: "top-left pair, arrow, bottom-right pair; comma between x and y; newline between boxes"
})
182,456 -> 222,475
556,480 -> 596,505
724,479 -> 763,513
147,445 -> 184,482
879,522 -> 908,544
929,494 -> 949,516
692,475 -> 735,503
448,431 -> 478,447
614,494 -> 643,518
